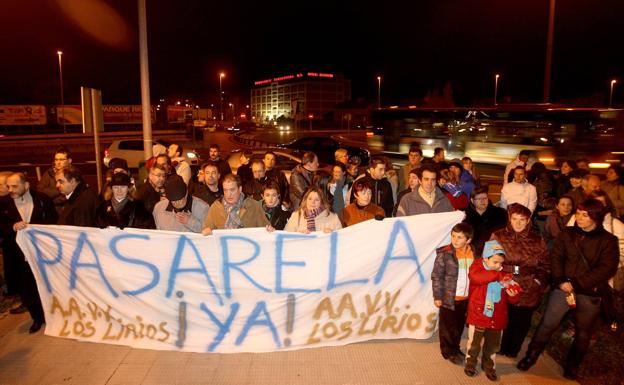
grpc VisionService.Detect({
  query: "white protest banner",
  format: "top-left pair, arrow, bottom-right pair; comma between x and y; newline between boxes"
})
16,212 -> 464,353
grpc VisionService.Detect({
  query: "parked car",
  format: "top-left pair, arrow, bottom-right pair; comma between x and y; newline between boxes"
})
227,148 -> 302,183
277,136 -> 370,166
103,139 -> 200,169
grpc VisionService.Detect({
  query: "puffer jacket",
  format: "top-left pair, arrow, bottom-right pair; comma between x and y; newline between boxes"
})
490,221 -> 550,307
552,225 -> 619,296
467,260 -> 521,330
431,244 -> 476,310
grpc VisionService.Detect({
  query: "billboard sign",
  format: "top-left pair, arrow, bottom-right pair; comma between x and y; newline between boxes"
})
0,105 -> 47,125
57,105 -> 156,125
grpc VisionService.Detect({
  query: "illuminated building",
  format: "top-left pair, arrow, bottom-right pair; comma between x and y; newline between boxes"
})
250,72 -> 351,122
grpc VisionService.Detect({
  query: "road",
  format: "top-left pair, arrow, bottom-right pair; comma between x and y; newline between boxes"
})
0,130 -> 505,200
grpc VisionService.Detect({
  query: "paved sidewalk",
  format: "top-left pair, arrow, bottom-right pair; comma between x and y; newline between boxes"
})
0,311 -> 574,385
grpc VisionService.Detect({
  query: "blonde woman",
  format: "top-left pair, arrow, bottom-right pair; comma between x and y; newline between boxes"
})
284,186 -> 342,233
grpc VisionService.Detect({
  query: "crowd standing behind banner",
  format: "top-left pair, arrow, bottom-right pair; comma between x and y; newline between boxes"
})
1,143 -> 623,382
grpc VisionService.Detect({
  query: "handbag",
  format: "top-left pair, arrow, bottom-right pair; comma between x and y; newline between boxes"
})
573,237 -> 624,325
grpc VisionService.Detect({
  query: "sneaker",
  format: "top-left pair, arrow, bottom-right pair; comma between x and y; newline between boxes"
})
464,365 -> 478,377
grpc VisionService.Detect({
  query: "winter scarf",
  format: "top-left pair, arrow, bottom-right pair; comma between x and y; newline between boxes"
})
482,259 -> 503,318
304,208 -> 321,232
223,193 -> 245,229
262,201 -> 279,221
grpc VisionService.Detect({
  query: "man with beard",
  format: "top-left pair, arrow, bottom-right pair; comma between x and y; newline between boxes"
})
192,162 -> 223,206
208,144 -> 232,177
0,172 -> 57,333
135,164 -> 167,214
55,166 -> 98,227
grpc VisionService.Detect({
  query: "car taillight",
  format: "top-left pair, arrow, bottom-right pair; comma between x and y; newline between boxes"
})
104,148 -> 110,157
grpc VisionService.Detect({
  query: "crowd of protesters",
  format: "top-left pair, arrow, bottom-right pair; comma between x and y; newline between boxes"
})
1,142 -> 623,382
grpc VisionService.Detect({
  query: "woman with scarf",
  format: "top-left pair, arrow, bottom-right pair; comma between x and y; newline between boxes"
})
342,179 -> 385,226
284,186 -> 342,233
489,203 -> 550,358
518,199 -> 619,380
261,181 -> 290,230
95,173 -> 154,229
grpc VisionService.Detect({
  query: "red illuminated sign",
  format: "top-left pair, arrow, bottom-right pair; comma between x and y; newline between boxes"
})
273,75 -> 295,82
254,72 -> 335,85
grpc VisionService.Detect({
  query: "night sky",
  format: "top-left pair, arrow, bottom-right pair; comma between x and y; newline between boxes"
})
1,0 -> 622,107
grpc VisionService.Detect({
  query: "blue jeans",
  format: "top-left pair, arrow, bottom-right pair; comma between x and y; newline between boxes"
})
528,289 -> 601,366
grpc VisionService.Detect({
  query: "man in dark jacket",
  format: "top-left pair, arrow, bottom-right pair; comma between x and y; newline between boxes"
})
135,164 -> 167,214
350,156 -> 394,217
192,162 -> 223,206
289,151 -> 318,210
517,199 -> 619,379
208,144 -> 232,177
55,166 -> 98,227
236,150 -> 254,186
263,151 -> 290,208
396,165 -> 454,216
95,173 -> 154,229
36,146 -> 73,213
243,160 -> 268,201
0,172 -> 57,333
463,186 -> 508,254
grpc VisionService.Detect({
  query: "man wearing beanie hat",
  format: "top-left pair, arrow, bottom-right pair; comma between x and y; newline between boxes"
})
153,175 -> 209,232
95,173 -> 154,229
464,239 -> 520,381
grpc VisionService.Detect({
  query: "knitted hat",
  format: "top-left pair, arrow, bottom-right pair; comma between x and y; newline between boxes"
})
164,175 -> 187,201
483,239 -> 505,259
108,172 -> 132,187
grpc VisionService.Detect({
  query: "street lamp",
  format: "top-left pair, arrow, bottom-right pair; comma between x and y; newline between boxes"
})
544,0 -> 556,102
494,74 -> 500,106
57,50 -> 66,133
219,72 -> 225,121
376,76 -> 381,109
609,79 -> 617,108
228,102 -> 234,121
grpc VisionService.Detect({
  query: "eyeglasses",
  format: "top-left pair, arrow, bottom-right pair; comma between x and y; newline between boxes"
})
54,157 -> 68,161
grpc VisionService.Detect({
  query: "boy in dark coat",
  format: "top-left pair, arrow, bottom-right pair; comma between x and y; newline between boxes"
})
431,223 -> 476,365
465,240 -> 521,381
